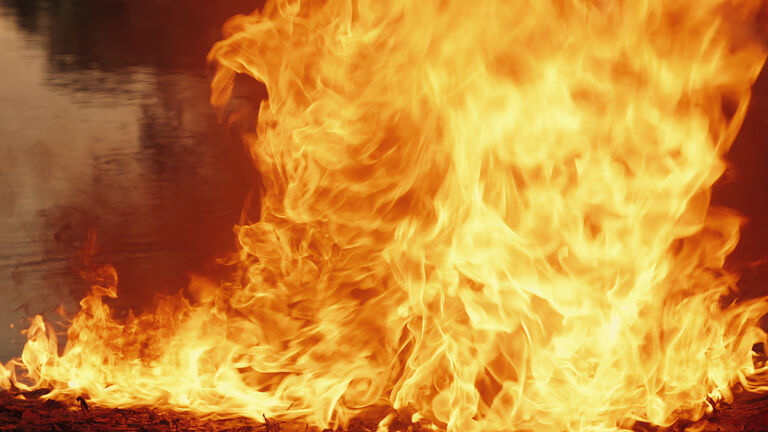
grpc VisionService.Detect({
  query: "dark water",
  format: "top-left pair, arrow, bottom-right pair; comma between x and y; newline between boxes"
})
0,0 -> 767,362
0,0 -> 264,360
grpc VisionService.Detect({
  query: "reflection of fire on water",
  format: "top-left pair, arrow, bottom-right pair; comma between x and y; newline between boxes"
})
3,0 -> 768,431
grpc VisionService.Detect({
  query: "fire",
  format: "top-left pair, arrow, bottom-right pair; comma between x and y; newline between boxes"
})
3,0 -> 768,430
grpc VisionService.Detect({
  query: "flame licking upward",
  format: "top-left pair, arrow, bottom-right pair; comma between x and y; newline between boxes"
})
3,0 -> 768,430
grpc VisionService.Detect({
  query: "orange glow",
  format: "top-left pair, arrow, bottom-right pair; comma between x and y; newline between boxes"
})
3,1 -> 768,431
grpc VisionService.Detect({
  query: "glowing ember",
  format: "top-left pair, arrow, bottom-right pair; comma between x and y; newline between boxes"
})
3,0 -> 768,431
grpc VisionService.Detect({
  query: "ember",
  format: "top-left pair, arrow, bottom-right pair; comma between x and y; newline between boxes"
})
0,390 -> 428,432
2,390 -> 768,431
3,0 -> 768,431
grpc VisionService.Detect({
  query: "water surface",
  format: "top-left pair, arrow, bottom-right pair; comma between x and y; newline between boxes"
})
0,0 -> 262,360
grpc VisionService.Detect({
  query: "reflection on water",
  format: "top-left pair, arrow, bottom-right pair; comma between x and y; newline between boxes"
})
0,0 -> 262,360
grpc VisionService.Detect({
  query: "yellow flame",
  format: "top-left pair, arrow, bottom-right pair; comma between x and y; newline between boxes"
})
3,1 -> 768,431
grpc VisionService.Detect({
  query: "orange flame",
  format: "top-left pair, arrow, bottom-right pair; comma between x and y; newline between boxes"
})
3,0 -> 768,430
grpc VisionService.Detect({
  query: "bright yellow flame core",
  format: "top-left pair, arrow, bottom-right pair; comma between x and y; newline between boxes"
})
3,1 -> 768,431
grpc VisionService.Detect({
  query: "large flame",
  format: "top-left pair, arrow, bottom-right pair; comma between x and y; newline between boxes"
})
3,0 -> 768,430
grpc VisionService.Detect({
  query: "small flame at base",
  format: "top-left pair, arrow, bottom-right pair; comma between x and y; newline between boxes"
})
4,1 -> 768,431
